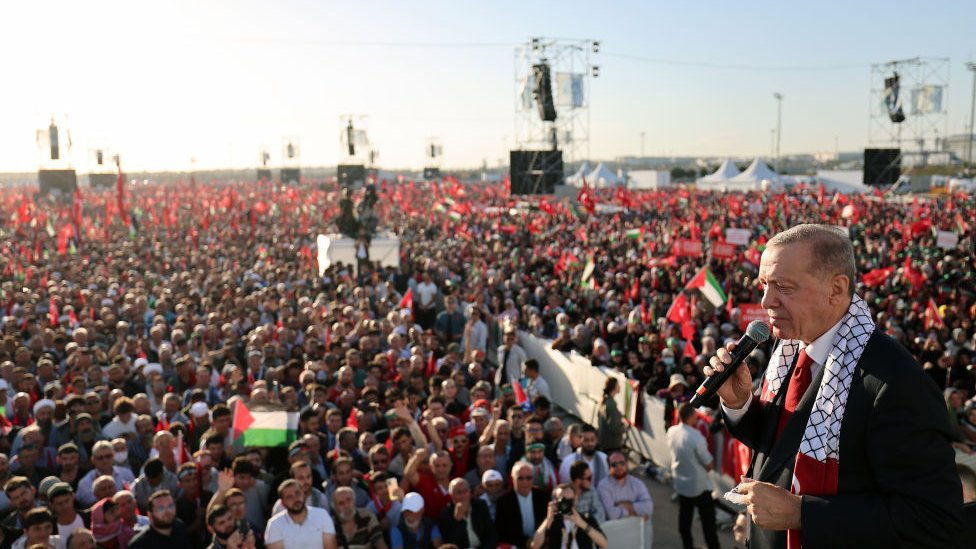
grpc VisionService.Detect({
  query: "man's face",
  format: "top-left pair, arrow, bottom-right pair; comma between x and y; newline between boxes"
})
51,493 -> 76,516
333,490 -> 355,521
210,511 -> 236,540
508,409 -> 525,430
280,484 -> 305,515
115,494 -> 137,520
580,432 -> 598,456
213,415 -> 231,433
513,465 -> 534,496
327,414 -> 342,433
431,456 -> 452,481
525,423 -> 544,443
450,482 -> 470,506
395,434 -> 413,454
759,243 -> 841,344
179,471 -> 199,495
26,521 -> 52,542
526,448 -> 544,466
495,425 -> 511,445
58,450 -> 79,470
609,454 -> 629,480
293,466 -> 313,495
334,464 -> 353,486
9,486 -> 33,512
93,448 -> 115,473
226,495 -> 247,520
483,479 -> 504,498
150,495 -> 176,528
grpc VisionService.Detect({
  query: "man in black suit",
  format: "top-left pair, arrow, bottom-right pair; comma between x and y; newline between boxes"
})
438,478 -> 497,549
707,224 -> 964,548
495,462 -> 547,548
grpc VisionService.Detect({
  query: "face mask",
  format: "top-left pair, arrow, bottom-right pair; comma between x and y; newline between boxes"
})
662,358 -> 674,366
114,451 -> 128,464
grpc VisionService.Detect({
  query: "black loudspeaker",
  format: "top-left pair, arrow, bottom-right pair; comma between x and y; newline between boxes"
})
38,169 -> 78,196
510,150 -> 563,194
89,173 -> 116,188
423,167 -> 441,180
280,168 -> 301,183
863,148 -> 901,186
338,164 -> 366,188
533,63 -> 557,122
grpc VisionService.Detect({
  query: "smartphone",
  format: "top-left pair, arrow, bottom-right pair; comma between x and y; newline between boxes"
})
386,477 -> 400,501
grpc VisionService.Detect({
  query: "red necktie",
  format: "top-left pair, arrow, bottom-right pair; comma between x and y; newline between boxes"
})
776,348 -> 814,439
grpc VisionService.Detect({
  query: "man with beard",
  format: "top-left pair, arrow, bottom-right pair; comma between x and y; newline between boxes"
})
596,452 -> 654,549
270,461 -> 327,516
477,470 -> 505,521
205,505 -> 256,549
1,477 -> 41,549
265,479 -> 337,549
331,486 -> 387,549
437,478 -> 496,549
128,490 -> 192,549
55,443 -> 84,491
126,415 -> 155,474
557,425 -> 608,487
390,492 -> 441,549
517,443 -> 558,498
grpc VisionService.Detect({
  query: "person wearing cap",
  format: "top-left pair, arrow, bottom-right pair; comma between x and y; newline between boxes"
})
495,324 -> 527,388
265,479 -> 337,549
55,442 -> 83,491
477,469 -> 504,521
518,441 -> 559,497
48,481 -> 90,540
390,492 -> 441,549
655,373 -> 691,428
175,462 -> 213,547
131,458 -> 179,513
495,462 -> 548,548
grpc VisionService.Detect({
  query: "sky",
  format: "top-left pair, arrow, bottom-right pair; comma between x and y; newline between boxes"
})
0,0 -> 974,172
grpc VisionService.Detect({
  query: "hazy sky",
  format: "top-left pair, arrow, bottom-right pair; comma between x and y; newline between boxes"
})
1,0 -> 973,172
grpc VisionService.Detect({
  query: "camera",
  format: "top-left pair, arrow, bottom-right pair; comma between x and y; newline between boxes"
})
556,497 -> 574,515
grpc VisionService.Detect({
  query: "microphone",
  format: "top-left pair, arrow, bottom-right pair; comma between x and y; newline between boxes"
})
689,320 -> 771,408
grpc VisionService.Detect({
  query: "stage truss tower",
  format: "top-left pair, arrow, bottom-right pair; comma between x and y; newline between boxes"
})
869,57 -> 950,151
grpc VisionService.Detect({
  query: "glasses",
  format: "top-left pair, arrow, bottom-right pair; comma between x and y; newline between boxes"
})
510,414 -> 524,420
609,461 -> 627,467
94,454 -> 113,461
582,475 -> 593,481
516,476 -> 533,481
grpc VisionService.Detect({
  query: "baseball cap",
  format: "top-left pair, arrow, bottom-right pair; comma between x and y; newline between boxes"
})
401,492 -> 425,513
481,470 -> 503,484
47,482 -> 74,500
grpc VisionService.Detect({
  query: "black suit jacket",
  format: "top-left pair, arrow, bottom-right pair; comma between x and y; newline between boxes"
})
438,498 -> 497,549
494,488 -> 548,547
727,330 -> 964,548
541,513 -> 603,549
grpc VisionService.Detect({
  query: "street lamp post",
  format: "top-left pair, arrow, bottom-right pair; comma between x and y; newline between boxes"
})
966,62 -> 976,174
773,93 -> 783,172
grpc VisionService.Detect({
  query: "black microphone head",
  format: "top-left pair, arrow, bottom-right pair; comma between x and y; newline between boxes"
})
745,320 -> 771,343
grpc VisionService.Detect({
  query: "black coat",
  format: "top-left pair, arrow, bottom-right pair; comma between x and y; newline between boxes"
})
540,513 -> 604,549
727,330 -> 965,548
437,498 -> 497,549
494,488 -> 548,548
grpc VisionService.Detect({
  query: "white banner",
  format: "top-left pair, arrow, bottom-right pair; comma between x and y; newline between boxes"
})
725,228 -> 751,246
936,230 -> 958,249
317,233 -> 400,275
555,72 -> 585,108
911,85 -> 944,114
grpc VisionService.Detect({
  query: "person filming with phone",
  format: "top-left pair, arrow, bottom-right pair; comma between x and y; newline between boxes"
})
529,484 -> 607,549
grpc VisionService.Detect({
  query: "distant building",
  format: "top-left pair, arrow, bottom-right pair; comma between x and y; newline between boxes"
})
942,134 -> 976,163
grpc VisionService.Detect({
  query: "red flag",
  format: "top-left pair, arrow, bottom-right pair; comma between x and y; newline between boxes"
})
426,351 -> 437,377
397,288 -> 413,319
72,188 -> 83,230
666,293 -> 690,325
513,378 -> 530,409
576,179 -> 596,215
862,267 -> 893,288
903,257 -> 925,291
346,409 -> 359,429
683,335 -> 698,362
48,297 -> 58,327
116,161 -> 130,226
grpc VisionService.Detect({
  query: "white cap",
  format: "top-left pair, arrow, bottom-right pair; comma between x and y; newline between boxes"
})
190,401 -> 209,417
401,492 -> 425,513
144,363 -> 163,377
33,399 -> 55,415
481,469 -> 503,484
133,358 -> 149,370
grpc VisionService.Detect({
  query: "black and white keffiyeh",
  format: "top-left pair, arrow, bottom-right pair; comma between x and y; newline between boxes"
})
761,294 -> 875,463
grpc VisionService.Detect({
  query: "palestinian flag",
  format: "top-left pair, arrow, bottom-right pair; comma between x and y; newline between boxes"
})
580,258 -> 596,289
625,228 -> 641,240
685,268 -> 727,308
924,298 -> 944,330
232,401 -> 298,447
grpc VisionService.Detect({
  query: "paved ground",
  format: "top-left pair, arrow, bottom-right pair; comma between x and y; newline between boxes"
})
637,468 -> 741,549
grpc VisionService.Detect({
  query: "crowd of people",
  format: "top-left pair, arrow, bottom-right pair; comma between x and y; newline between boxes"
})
0,176 -> 972,549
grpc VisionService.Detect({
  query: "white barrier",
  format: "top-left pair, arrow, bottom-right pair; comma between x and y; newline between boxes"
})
518,332 -> 672,468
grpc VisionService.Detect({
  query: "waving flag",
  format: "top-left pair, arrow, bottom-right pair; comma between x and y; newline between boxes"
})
232,401 -> 298,447
685,267 -> 727,308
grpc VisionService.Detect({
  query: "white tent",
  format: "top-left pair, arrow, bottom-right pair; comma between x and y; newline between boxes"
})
731,158 -> 781,186
814,171 -> 870,194
699,158 -> 741,182
565,162 -> 591,186
587,163 -> 620,187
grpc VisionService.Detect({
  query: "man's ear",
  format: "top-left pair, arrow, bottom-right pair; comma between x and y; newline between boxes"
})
828,273 -> 851,304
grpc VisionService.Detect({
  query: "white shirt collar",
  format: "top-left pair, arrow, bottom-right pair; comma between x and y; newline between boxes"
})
802,316 -> 846,372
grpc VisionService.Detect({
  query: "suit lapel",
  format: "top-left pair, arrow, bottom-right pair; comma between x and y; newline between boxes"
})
758,365 -> 827,483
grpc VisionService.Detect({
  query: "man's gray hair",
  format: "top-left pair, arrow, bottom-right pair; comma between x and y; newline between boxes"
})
767,224 -> 856,297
